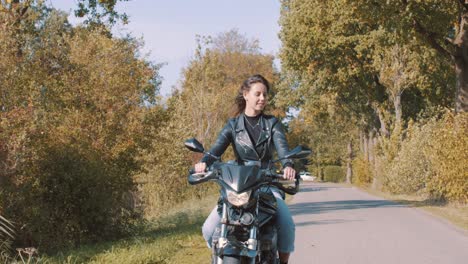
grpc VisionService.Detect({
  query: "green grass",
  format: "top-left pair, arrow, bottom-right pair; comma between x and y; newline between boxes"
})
40,195 -> 217,264
359,186 -> 468,231
21,190 -> 298,264
33,184 -> 465,264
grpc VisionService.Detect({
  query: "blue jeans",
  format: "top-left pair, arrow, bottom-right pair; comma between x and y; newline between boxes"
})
202,191 -> 295,253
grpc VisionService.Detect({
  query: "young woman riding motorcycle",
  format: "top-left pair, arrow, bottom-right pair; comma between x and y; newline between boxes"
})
194,74 -> 296,264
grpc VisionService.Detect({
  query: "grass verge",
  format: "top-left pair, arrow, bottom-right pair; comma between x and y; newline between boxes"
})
18,188 -> 297,263
40,195 -> 217,264
358,186 -> 468,231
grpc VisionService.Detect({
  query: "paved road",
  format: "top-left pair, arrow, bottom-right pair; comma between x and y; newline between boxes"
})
289,182 -> 468,264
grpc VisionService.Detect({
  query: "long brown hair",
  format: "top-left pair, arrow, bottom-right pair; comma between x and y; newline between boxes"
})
231,74 -> 271,117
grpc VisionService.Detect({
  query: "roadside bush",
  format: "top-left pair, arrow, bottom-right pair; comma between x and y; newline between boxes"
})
425,112 -> 467,202
0,214 -> 14,262
383,111 -> 467,202
352,156 -> 373,186
382,122 -> 432,195
3,138 -> 136,252
323,165 -> 345,182
0,9 -> 162,252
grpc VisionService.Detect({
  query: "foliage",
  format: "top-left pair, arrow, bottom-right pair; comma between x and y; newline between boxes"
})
136,29 -> 281,219
41,195 -> 216,264
426,113 -> 467,202
278,0 -> 454,126
0,5 -> 163,252
383,111 -> 468,202
381,124 -> 431,194
323,165 -> 345,183
4,140 -> 138,251
74,0 -> 130,26
0,214 -> 15,262
346,0 -> 466,112
287,94 -> 360,167
0,0 -> 129,28
352,156 -> 373,186
277,0 -> 462,200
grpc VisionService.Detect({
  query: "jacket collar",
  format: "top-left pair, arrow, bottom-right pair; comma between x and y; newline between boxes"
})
235,112 -> 270,147
235,113 -> 246,132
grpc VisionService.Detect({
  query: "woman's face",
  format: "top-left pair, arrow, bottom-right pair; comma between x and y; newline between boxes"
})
243,82 -> 268,115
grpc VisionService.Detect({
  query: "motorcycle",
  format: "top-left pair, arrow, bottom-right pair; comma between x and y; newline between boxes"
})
185,138 -> 311,264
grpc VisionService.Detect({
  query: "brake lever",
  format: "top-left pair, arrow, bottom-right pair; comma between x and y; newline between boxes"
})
189,168 -> 208,177
273,172 -> 301,195
188,168 -> 214,185
273,183 -> 298,195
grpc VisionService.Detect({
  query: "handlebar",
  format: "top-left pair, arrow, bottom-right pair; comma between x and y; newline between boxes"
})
188,170 -> 216,185
272,173 -> 301,195
265,170 -> 301,181
188,167 -> 301,195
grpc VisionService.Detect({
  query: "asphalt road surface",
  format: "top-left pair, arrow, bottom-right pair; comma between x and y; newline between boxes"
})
289,182 -> 468,264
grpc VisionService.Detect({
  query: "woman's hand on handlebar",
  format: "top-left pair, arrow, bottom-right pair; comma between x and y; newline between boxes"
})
283,166 -> 296,180
194,162 -> 207,173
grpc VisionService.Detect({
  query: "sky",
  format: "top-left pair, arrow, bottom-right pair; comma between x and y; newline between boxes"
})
48,0 -> 282,97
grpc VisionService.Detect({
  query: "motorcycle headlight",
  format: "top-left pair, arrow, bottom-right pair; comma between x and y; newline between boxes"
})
226,189 -> 252,207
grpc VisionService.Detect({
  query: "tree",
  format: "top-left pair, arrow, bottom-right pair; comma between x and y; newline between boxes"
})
279,0 -> 453,131
137,29 -> 282,217
351,0 -> 467,113
0,5 -> 163,251
74,0 -> 129,26
278,0 -> 456,186
0,0 -> 129,28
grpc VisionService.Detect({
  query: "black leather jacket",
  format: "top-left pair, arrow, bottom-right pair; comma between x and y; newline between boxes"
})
201,113 -> 293,168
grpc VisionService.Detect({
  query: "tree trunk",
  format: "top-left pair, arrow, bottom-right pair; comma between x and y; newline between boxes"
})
372,136 -> 378,166
346,139 -> 353,184
455,7 -> 468,112
368,130 -> 374,164
371,136 -> 379,189
363,133 -> 369,162
411,3 -> 468,112
393,92 -> 402,130
315,151 -> 323,182
455,47 -> 468,113
359,130 -> 364,153
455,55 -> 467,112
375,107 -> 390,137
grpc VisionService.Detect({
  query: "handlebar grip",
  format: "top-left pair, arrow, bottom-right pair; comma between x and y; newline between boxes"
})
271,171 -> 300,180
275,172 -> 300,181
274,173 -> 284,178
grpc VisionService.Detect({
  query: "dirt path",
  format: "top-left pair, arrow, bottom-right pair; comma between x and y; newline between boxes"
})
289,182 -> 468,264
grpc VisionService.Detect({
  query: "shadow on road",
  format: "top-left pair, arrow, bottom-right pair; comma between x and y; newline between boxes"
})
298,185 -> 345,193
289,199 -> 404,216
294,218 -> 361,227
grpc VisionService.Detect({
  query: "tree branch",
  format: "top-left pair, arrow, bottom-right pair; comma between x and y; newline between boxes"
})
456,0 -> 468,12
412,19 -> 454,60
401,0 -> 454,59
446,37 -> 455,45
373,74 -> 384,89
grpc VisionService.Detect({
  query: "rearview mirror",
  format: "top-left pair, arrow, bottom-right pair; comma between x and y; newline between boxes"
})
184,138 -> 205,153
